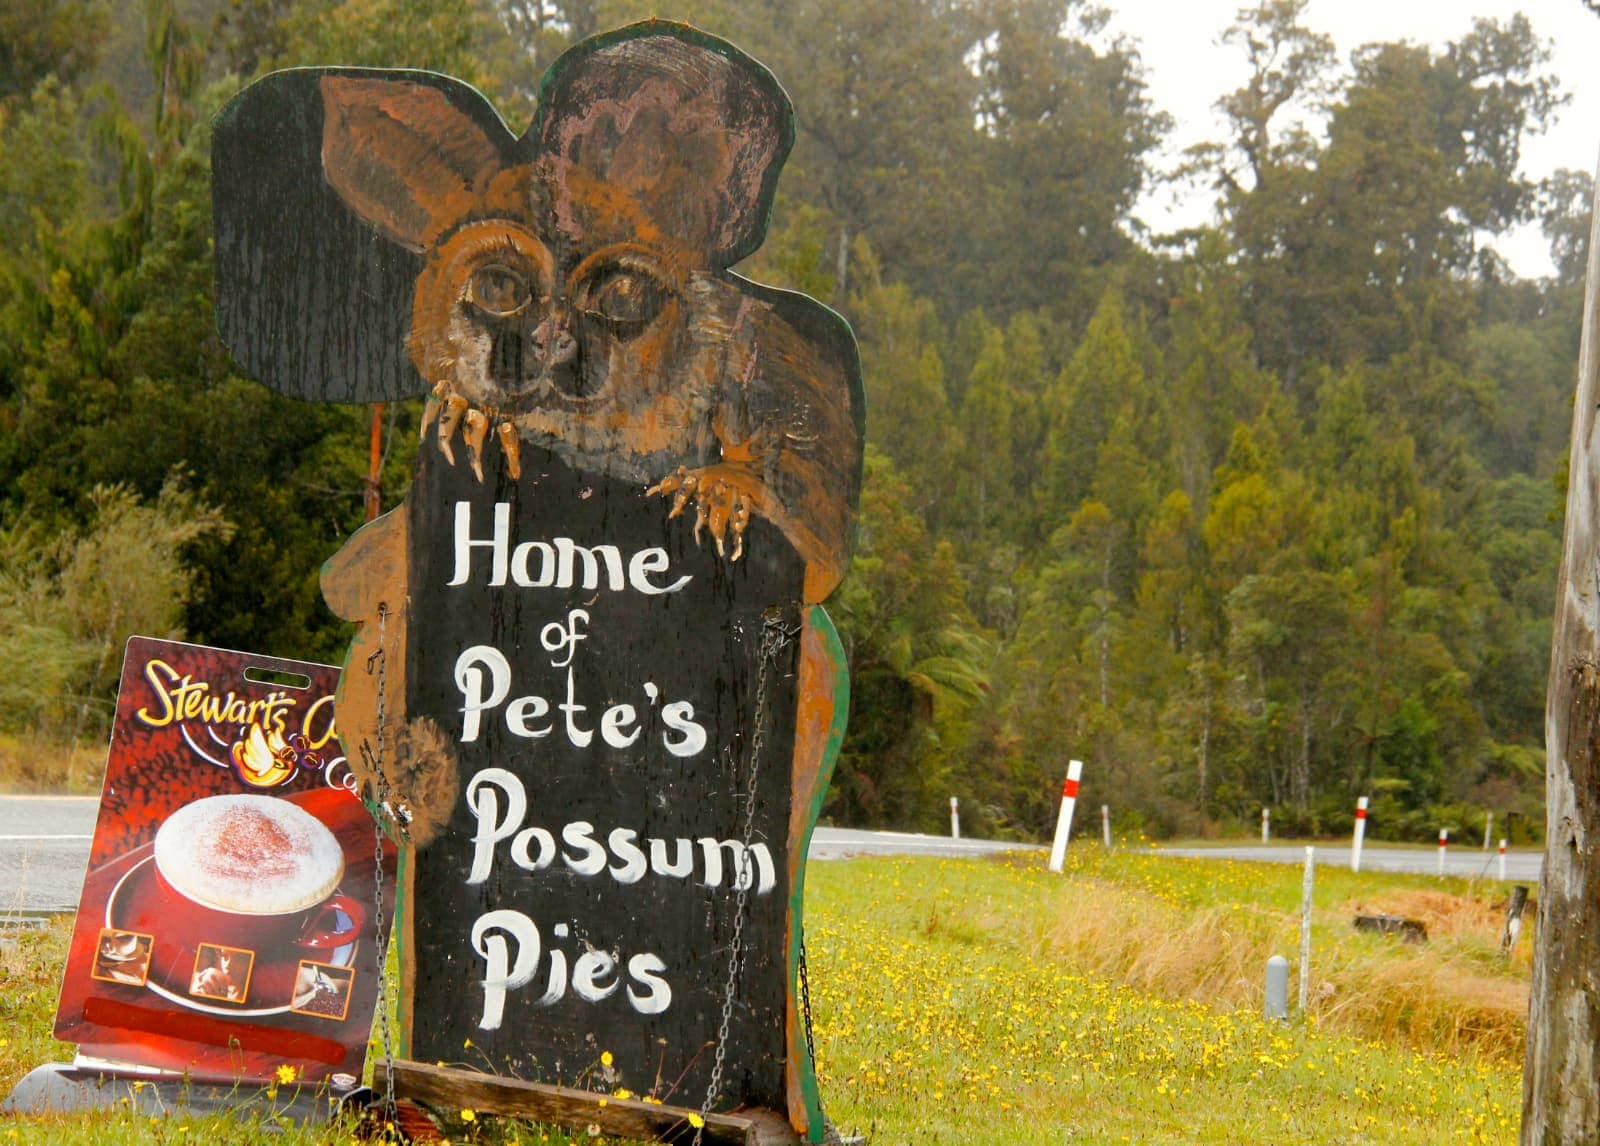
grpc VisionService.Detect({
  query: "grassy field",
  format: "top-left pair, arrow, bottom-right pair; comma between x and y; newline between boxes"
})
1,849 -> 1526,1143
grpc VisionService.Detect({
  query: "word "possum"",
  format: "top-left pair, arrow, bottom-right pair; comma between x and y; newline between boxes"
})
466,768 -> 776,894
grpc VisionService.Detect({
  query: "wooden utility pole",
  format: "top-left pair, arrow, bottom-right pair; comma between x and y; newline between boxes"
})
1525,162 -> 1600,1143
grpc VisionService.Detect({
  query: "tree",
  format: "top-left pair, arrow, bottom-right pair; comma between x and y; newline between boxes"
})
1201,6 -> 1563,382
1039,287 -> 1149,527
829,450 -> 989,829
961,0 -> 1167,318
1227,570 -> 1354,809
717,0 -> 980,308
0,1 -> 110,101
0,480 -> 228,739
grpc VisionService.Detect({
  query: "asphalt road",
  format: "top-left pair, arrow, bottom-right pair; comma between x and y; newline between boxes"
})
0,795 -> 99,916
808,826 -> 1042,860
1152,842 -> 1543,883
0,795 -> 1538,918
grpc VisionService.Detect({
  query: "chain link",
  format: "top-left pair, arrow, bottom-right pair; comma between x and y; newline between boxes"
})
695,611 -> 796,1145
798,932 -> 817,1077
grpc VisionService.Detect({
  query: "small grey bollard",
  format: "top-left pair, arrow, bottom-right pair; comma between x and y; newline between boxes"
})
1265,955 -> 1290,1021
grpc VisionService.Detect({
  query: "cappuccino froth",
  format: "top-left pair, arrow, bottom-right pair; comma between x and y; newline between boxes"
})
155,795 -> 344,915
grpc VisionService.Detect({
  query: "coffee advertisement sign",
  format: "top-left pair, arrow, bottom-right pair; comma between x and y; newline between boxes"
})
53,637 -> 396,1085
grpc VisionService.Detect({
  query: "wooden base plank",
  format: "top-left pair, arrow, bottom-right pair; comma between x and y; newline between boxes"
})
373,1059 -> 800,1145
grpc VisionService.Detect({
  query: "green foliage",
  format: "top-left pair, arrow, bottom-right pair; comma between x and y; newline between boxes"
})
0,1 -> 1574,842
0,480 -> 228,738
0,1 -> 110,100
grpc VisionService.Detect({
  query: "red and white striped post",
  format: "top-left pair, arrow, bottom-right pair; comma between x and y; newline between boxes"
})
1262,807 -> 1270,844
949,796 -> 960,840
1351,796 -> 1369,872
1437,828 -> 1449,876
1048,759 -> 1084,873
1499,838 -> 1508,881
1101,804 -> 1111,849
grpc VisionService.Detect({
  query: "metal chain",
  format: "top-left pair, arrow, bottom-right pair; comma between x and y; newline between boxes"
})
798,932 -> 817,1077
799,933 -> 854,1146
364,603 -> 399,1133
695,611 -> 795,1145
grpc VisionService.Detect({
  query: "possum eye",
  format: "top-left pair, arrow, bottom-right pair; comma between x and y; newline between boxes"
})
467,263 -> 532,319
577,266 -> 669,334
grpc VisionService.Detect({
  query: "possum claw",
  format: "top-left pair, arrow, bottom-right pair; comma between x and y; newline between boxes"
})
707,483 -> 731,555
647,466 -> 686,497
667,472 -> 698,520
729,498 -> 750,561
497,421 -> 521,480
420,397 -> 442,440
462,409 -> 489,481
437,396 -> 468,463
693,497 -> 709,545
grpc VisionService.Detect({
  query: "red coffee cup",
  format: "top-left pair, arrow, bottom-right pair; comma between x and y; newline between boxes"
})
145,794 -> 364,957
145,864 -> 366,953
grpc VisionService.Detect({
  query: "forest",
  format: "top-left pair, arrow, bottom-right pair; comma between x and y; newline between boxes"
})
0,0 -> 1588,843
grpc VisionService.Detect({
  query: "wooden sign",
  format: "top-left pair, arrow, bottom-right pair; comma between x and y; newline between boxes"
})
211,22 -> 862,1139
53,638 -> 396,1086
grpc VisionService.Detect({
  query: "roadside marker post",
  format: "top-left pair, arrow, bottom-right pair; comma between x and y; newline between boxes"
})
1101,804 -> 1111,849
1299,846 -> 1314,1014
1499,838 -> 1508,881
950,796 -> 960,840
1047,759 -> 1083,873
1438,828 -> 1448,877
1484,811 -> 1493,852
1262,807 -> 1270,844
1351,796 -> 1369,872
1264,955 -> 1289,1021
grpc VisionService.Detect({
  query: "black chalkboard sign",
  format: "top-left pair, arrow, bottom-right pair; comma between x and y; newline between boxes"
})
212,21 -> 862,1139
405,443 -> 800,1108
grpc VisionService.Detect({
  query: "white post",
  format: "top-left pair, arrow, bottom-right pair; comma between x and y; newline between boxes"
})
1351,796 -> 1369,872
1499,838 -> 1508,881
1299,846 -> 1314,1014
949,796 -> 960,840
1101,804 -> 1111,849
1047,759 -> 1083,873
1262,807 -> 1270,844
1437,828 -> 1448,877
1484,811 -> 1493,852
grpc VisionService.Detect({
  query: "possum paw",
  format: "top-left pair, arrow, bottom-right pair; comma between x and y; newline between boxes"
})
647,464 -> 761,561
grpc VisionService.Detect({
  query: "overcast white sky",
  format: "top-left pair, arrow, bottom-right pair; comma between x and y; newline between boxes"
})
1106,0 -> 1600,278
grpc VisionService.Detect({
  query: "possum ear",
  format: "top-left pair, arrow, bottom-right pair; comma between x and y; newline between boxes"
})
535,25 -> 793,266
321,76 -> 504,252
212,69 -> 514,403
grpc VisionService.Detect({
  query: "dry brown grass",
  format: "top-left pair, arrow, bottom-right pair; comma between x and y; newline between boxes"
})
1027,871 -> 1528,1063
0,733 -> 105,794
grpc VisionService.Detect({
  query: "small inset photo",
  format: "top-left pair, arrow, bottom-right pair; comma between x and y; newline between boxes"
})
189,943 -> 255,1003
291,959 -> 355,1021
90,928 -> 154,987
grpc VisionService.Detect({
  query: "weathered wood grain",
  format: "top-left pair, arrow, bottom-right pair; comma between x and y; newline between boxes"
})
374,1059 -> 799,1145
1525,158 -> 1600,1143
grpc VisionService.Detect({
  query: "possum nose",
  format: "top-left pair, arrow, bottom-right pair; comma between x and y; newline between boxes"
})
531,316 -> 577,366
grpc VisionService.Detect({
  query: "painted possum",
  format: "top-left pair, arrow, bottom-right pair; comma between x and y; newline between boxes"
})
302,32 -> 863,844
